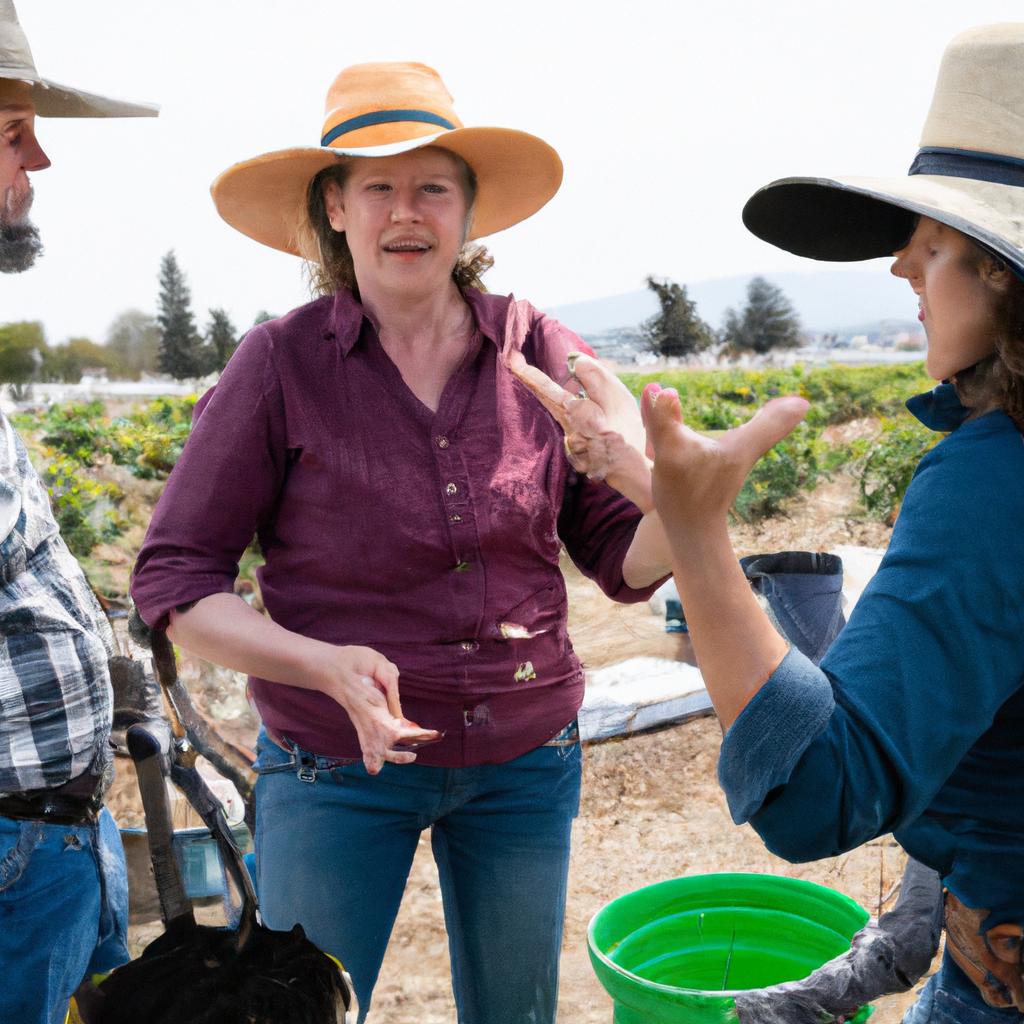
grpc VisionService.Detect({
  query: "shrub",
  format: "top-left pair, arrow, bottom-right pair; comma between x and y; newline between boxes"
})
42,454 -> 125,558
855,418 -> 939,524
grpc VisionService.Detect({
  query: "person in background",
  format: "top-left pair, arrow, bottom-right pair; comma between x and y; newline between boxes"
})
0,3 -> 157,1022
642,23 -> 1024,1023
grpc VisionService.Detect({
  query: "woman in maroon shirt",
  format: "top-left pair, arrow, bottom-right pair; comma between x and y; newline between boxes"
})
132,62 -> 669,1023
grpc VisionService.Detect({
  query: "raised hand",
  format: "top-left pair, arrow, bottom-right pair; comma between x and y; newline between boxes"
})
641,383 -> 809,531
507,350 -> 653,510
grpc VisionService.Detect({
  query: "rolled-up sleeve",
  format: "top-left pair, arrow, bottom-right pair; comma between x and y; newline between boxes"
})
716,426 -> 1024,863
130,327 -> 288,631
718,646 -> 835,823
557,472 -> 662,601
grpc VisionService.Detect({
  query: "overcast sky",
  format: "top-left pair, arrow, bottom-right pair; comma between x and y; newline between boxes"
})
1,0 -> 1021,345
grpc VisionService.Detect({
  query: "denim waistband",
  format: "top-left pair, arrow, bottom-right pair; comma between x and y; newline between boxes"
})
255,719 -> 580,783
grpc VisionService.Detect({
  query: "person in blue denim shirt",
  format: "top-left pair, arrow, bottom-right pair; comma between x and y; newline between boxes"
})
0,4 -> 156,1022
640,24 -> 1024,1024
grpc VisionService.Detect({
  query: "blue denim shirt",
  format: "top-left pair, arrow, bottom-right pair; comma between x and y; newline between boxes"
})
719,384 -> 1024,926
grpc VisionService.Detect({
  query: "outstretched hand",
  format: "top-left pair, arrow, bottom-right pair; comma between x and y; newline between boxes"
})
641,383 -> 809,532
507,350 -> 653,510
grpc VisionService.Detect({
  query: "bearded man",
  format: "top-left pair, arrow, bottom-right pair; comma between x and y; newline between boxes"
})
0,3 -> 157,1022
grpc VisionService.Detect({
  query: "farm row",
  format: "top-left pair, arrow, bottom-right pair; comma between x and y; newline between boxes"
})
12,361 -> 938,571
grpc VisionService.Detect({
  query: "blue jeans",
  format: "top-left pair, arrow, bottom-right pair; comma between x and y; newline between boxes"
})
0,806 -> 129,1024
903,951 -> 1024,1024
254,724 -> 582,1024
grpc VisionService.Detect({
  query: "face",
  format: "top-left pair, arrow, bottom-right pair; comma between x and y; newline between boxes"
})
0,79 -> 50,273
322,146 -> 471,301
890,216 -> 1006,381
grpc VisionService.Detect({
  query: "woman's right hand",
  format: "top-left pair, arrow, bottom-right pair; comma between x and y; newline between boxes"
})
312,645 -> 441,774
166,594 -> 441,775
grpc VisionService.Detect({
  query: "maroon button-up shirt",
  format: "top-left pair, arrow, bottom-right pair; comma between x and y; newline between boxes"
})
131,287 -> 661,766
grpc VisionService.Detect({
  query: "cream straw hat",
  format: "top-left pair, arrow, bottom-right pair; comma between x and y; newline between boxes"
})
743,24 -> 1024,276
0,0 -> 156,118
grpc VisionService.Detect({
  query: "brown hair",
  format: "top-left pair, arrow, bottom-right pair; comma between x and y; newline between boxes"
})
299,150 -> 494,298
951,244 -> 1024,431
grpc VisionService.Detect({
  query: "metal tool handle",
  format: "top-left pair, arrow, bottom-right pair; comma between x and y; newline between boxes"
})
126,721 -> 195,928
149,627 -> 257,834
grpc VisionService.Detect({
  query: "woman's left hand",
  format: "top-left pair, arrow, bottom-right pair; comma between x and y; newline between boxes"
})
507,350 -> 654,510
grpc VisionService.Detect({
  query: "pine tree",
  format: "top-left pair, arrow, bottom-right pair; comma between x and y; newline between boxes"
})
642,276 -> 715,359
156,251 -> 202,380
720,277 -> 801,355
204,308 -> 239,373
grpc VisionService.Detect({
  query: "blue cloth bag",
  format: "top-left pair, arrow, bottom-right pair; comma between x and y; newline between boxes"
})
667,550 -> 846,665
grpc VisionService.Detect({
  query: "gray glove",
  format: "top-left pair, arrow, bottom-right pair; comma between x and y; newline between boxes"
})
734,856 -> 943,1023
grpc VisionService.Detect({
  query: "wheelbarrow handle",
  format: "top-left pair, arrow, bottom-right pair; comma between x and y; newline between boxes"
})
126,721 -> 196,929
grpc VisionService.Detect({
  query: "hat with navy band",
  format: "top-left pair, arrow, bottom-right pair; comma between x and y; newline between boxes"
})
742,24 -> 1024,279
211,61 -> 563,258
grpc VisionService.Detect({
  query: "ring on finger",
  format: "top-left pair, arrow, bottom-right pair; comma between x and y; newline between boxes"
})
563,435 -> 585,458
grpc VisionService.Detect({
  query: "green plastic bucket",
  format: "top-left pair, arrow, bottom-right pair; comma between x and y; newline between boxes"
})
588,872 -> 873,1023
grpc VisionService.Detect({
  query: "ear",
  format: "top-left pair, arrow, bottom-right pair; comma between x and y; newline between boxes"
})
980,252 -> 1013,287
323,179 -> 346,232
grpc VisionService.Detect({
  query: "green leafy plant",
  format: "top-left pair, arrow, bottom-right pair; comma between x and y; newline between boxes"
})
42,454 -> 125,558
855,418 -> 940,523
734,424 -> 826,521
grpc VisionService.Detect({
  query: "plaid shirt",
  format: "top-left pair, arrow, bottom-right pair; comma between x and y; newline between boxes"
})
0,411 -> 114,796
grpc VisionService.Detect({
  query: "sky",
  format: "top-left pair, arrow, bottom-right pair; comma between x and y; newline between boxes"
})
1,0 -> 1023,345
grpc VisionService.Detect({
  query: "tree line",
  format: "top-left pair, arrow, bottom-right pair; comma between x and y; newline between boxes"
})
0,251 -> 276,395
0,257 -> 802,397
643,275 -> 801,359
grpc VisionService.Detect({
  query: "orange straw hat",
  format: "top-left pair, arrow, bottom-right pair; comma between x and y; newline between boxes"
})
211,61 -> 563,258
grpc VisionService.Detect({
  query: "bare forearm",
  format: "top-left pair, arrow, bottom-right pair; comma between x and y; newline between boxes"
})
621,510 -> 673,589
166,592 -> 332,692
667,521 -> 788,729
166,595 -> 439,774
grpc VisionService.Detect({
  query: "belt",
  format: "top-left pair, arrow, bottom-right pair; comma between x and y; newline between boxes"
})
944,890 -> 1024,1011
0,774 -> 103,826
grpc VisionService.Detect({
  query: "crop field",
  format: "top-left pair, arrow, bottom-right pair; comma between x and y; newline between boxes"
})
12,361 -> 936,592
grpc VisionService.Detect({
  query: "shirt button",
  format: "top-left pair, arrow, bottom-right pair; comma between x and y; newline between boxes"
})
449,513 -> 462,523
436,436 -> 450,449
445,482 -> 458,496
460,640 -> 478,652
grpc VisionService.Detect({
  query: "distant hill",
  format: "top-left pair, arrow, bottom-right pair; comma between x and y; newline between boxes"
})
544,269 -> 918,336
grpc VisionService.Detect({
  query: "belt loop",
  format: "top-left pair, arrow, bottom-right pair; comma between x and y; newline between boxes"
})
296,747 -> 318,784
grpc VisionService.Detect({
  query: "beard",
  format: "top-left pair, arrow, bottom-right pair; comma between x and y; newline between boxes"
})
0,181 -> 43,273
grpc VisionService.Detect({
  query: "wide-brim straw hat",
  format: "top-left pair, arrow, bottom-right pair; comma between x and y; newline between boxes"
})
0,0 -> 156,117
211,61 -> 563,257
742,24 -> 1024,277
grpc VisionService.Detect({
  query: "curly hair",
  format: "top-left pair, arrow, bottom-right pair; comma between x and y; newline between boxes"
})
951,244 -> 1024,431
298,149 -> 493,298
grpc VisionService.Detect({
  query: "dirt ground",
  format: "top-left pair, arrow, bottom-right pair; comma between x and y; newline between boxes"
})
108,472 -> 930,1022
